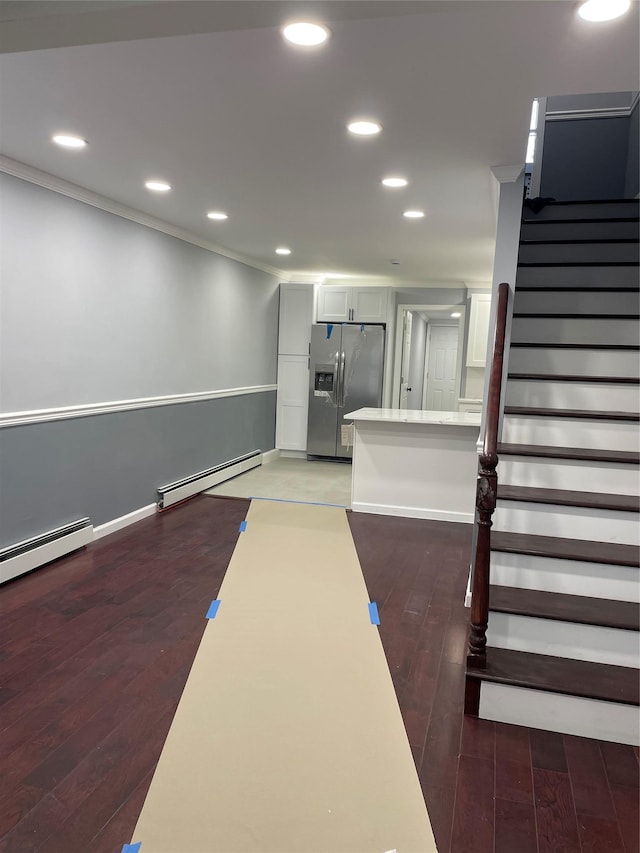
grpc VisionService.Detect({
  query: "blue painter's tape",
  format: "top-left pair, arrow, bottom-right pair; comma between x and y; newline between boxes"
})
206,600 -> 221,619
368,602 -> 380,625
326,323 -> 333,339
239,520 -> 247,532
121,844 -> 141,853
361,324 -> 365,332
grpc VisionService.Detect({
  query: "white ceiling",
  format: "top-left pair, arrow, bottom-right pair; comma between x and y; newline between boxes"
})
1,1 -> 638,285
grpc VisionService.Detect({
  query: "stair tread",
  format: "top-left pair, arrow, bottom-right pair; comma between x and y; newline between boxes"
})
497,484 -> 640,512
521,218 -> 640,226
489,585 -> 640,630
512,313 -> 639,319
515,287 -> 640,292
497,443 -> 640,465
520,238 -> 640,245
510,343 -> 640,350
518,262 -> 640,268
504,406 -> 640,422
491,531 -> 640,568
508,373 -> 640,384
467,647 -> 639,705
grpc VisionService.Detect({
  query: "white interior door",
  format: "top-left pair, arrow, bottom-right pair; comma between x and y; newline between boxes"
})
399,311 -> 412,409
425,324 -> 458,411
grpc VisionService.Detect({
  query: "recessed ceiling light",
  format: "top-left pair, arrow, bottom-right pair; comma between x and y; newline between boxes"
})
282,21 -> 330,46
403,210 -> 425,219
451,312 -> 461,318
347,120 -> 382,136
275,247 -> 292,255
382,177 -> 408,188
207,211 -> 229,220
52,134 -> 87,149
578,0 -> 630,21
145,180 -> 171,192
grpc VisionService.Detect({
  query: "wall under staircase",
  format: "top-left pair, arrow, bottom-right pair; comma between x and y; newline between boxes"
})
467,198 -> 640,745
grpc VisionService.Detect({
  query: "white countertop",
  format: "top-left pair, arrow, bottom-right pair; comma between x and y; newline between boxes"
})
344,407 -> 482,427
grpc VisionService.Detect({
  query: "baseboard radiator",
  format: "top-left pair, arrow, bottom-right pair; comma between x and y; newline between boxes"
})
157,450 -> 262,510
0,518 -> 94,585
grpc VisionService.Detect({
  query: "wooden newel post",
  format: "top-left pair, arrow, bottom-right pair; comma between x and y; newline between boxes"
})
467,451 -> 498,668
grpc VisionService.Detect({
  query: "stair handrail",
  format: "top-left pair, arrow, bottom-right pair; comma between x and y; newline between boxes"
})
467,281 -> 511,669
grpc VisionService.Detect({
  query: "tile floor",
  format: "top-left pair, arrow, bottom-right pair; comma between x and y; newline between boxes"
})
205,455 -> 353,507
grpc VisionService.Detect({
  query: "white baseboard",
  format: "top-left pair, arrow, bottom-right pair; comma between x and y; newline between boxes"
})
93,504 -> 158,540
279,450 -> 307,459
479,681 -> 640,745
465,567 -> 472,607
262,448 -> 280,464
351,501 -> 474,524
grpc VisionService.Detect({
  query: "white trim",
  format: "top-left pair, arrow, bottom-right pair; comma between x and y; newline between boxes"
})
279,450 -> 307,459
490,164 -> 524,184
261,449 -> 281,464
0,155 -> 282,278
0,384 -> 278,428
465,568 -> 472,608
93,504 -> 157,540
351,501 -> 473,524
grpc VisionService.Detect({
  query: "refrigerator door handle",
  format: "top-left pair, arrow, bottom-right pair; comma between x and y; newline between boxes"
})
332,350 -> 340,406
339,350 -> 346,406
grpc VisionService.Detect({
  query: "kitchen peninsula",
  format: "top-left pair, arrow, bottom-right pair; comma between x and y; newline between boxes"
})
344,408 -> 482,523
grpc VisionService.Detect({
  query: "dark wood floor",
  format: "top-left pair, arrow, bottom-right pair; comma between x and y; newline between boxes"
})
0,496 -> 637,853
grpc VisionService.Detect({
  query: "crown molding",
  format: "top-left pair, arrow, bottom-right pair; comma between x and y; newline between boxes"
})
0,155 -> 283,278
490,164 -> 524,184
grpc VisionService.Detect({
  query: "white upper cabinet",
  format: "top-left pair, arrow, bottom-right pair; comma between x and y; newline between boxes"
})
278,283 -> 314,355
276,283 -> 314,451
317,286 -> 390,324
466,293 -> 492,368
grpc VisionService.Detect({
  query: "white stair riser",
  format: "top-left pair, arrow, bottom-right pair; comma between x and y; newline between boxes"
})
501,415 -> 640,451
523,202 -> 639,221
520,221 -> 640,241
516,265 -> 640,288
479,682 -> 639,745
518,242 -> 639,264
490,551 -> 640,603
494,501 -> 640,546
486,612 -> 638,667
511,316 -> 638,346
514,290 -> 639,315
499,457 -> 639,495
508,347 -> 639,378
505,380 -> 639,412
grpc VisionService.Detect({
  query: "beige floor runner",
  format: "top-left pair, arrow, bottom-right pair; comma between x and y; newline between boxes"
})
129,499 -> 436,853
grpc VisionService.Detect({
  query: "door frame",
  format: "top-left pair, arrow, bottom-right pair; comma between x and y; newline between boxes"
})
392,303 -> 466,410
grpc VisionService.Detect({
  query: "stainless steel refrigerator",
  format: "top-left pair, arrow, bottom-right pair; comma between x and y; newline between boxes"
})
307,323 -> 385,459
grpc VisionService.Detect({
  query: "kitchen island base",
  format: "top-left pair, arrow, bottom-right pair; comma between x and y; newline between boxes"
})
345,409 -> 482,523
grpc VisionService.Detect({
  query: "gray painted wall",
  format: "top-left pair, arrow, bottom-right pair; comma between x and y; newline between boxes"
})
0,393 -> 275,548
1,173 -> 279,412
0,173 -> 279,547
539,115 -> 631,201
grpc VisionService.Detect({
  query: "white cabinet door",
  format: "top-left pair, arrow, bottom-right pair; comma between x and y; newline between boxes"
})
466,293 -> 492,368
275,355 -> 309,450
279,283 -> 313,355
317,286 -> 389,323
317,287 -> 350,323
352,288 -> 389,323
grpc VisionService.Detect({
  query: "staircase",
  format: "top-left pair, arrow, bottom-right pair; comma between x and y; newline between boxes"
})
466,198 -> 640,744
